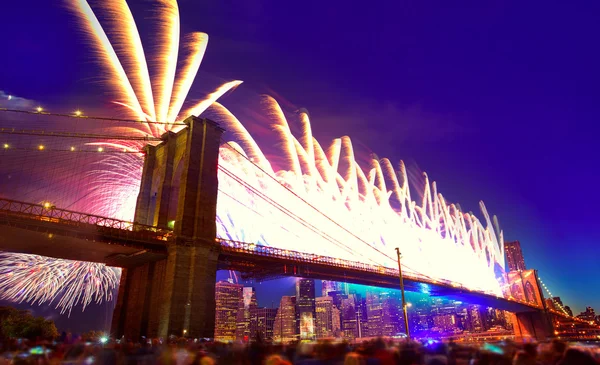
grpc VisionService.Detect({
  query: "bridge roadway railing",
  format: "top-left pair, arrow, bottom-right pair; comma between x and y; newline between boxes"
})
0,198 -> 172,242
216,238 -> 513,300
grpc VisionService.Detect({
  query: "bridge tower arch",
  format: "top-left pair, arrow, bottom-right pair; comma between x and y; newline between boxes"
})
111,116 -> 223,340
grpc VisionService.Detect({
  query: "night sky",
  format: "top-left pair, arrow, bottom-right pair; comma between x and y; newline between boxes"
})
1,0 -> 600,331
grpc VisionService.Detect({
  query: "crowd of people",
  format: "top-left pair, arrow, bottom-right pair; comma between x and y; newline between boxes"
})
1,335 -> 599,365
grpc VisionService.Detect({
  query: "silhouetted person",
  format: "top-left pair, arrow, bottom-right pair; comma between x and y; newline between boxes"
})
557,348 -> 596,365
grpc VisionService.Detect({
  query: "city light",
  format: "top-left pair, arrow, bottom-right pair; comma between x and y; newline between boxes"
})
70,146 -> 75,151
36,106 -> 43,112
97,147 -> 103,152
99,336 -> 108,344
43,202 -> 52,209
38,145 -> 44,150
3,143 -> 8,149
74,110 -> 82,116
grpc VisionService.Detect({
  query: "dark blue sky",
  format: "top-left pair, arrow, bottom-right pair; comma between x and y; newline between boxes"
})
1,0 -> 599,326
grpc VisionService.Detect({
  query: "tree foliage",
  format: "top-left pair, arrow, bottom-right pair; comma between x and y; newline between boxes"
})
0,306 -> 58,340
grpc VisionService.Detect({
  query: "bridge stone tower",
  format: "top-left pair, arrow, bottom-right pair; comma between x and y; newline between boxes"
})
111,116 -> 223,339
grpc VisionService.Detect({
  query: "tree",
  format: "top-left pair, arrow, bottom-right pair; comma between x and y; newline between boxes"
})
81,330 -> 105,342
0,306 -> 58,340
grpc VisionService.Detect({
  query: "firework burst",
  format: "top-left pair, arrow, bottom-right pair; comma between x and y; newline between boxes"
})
0,253 -> 120,315
0,0 -> 240,313
1,0 -> 509,313
214,97 -> 505,295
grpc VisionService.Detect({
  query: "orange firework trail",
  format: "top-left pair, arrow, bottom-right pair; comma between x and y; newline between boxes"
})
0,0 -> 240,313
68,0 -> 240,132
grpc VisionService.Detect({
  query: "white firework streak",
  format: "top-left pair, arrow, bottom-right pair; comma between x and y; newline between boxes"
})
0,253 -> 120,315
213,97 -> 505,295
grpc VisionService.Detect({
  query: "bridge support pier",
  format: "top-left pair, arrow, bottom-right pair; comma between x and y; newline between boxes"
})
111,116 -> 223,340
513,311 -> 554,341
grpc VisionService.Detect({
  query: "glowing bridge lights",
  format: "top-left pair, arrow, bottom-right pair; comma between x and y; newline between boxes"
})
97,147 -> 104,152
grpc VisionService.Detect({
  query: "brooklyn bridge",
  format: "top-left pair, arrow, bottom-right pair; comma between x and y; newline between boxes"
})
0,109 -> 594,341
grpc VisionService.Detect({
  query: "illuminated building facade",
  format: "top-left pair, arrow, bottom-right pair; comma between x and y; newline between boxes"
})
367,290 -> 383,336
341,294 -> 358,339
381,291 -> 401,336
577,307 -> 597,322
355,293 -> 368,338
235,287 -> 257,341
315,296 -> 334,338
505,241 -> 527,271
466,305 -> 485,332
367,290 -> 401,337
251,307 -> 278,341
331,306 -> 342,337
296,279 -> 316,340
322,280 -> 341,297
273,296 -> 297,342
214,281 -> 243,342
433,314 -> 456,332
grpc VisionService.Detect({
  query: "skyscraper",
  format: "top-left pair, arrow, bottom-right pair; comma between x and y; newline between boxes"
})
321,280 -> 341,297
433,314 -> 456,332
315,296 -> 335,338
367,290 -> 383,337
466,305 -> 485,332
235,287 -> 257,342
505,240 -> 527,271
341,294 -> 358,340
273,296 -> 297,343
251,307 -> 278,341
380,291 -> 401,336
214,281 -> 243,342
354,292 -> 368,338
296,279 -> 316,340
366,289 -> 401,337
331,306 -> 342,338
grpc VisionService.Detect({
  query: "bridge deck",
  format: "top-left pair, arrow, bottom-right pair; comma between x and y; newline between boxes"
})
216,239 -> 542,313
0,199 -> 543,313
0,199 -> 168,266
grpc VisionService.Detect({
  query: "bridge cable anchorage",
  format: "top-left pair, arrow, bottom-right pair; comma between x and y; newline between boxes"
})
220,142 -> 438,282
0,108 -> 185,125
